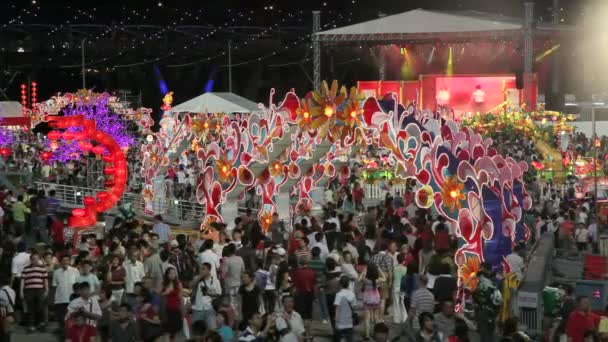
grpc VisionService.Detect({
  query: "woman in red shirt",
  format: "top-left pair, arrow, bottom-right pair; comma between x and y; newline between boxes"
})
161,268 -> 183,342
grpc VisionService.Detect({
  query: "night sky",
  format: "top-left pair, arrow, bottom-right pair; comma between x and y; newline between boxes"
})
0,0 -> 584,120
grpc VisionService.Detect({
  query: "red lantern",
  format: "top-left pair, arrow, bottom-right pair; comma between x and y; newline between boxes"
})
102,154 -> 114,163
72,208 -> 86,218
103,167 -> 116,175
96,192 -> 109,201
47,130 -> 61,141
91,146 -> 104,160
62,131 -> 75,141
40,151 -> 52,162
83,196 -> 96,206
0,148 -> 10,159
79,141 -> 93,152
74,132 -> 87,141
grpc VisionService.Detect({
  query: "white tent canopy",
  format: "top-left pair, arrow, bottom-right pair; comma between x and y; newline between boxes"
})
171,92 -> 262,114
0,101 -> 23,117
315,9 -> 523,40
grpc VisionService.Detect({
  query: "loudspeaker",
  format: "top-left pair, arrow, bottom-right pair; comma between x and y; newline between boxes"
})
515,71 -> 524,90
545,92 -> 564,112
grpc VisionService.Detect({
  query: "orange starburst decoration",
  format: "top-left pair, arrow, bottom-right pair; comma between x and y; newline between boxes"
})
269,160 -> 284,177
191,116 -> 210,137
296,99 -> 316,130
339,87 -> 362,127
459,255 -> 481,292
215,156 -> 233,183
441,175 -> 466,211
310,80 -> 348,137
259,211 -> 273,232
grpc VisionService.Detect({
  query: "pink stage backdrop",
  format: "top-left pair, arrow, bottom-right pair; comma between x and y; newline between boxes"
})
434,76 -> 515,119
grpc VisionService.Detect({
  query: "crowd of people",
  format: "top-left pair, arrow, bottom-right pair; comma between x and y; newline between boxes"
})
0,177 -> 536,342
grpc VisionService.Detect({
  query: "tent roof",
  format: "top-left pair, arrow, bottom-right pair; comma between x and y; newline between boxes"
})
314,9 -> 574,42
171,92 -> 261,114
316,9 -> 521,36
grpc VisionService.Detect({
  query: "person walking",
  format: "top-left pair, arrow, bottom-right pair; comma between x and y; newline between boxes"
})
20,252 -> 48,333
191,262 -> 221,330
52,255 -> 79,338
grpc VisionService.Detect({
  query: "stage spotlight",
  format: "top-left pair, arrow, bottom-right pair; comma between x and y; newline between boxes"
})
446,46 -> 453,76
535,44 -> 561,62
427,46 -> 435,65
401,48 -> 414,79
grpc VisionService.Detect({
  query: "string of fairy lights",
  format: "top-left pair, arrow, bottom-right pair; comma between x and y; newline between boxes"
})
2,3 -> 358,72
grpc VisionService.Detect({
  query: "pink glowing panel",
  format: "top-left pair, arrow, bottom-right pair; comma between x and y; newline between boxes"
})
435,76 -> 516,120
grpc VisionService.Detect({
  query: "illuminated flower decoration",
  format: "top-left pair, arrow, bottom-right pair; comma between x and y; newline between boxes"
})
309,80 -> 348,137
441,175 -> 466,212
215,156 -> 233,183
339,87 -> 362,128
269,160 -> 284,178
295,99 -> 315,130
259,211 -> 273,232
459,255 -> 481,292
191,115 -> 210,137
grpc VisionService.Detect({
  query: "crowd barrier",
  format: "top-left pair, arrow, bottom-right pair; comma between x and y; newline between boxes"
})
34,182 -> 206,226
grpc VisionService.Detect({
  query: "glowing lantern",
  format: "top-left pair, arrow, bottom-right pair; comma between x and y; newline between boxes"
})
102,154 -> 114,163
449,190 -> 458,199
350,111 -> 357,118
595,139 -> 601,148
324,106 -> 333,117
72,208 -> 86,218
40,151 -> 52,162
50,141 -> 59,150
103,167 -> 116,175
303,112 -> 310,120
83,196 -> 96,206
0,148 -> 10,159
79,141 -> 93,153
47,131 -> 61,141
91,146 -> 104,159
541,118 -> 547,125
62,131 -> 75,141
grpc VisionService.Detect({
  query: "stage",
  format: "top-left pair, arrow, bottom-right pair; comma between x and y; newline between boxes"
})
358,74 -> 538,121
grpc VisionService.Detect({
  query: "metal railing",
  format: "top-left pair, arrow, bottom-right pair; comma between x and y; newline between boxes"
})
363,183 -> 408,200
34,182 -> 205,227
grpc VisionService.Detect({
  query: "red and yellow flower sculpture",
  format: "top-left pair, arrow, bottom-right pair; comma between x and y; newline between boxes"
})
459,255 -> 481,292
215,156 -> 233,183
441,176 -> 466,212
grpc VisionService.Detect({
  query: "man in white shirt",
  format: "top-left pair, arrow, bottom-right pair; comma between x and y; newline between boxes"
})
191,263 -> 221,330
280,295 -> 305,338
334,276 -> 356,341
123,250 -> 145,296
505,245 -> 525,282
310,233 -> 329,261
11,242 -> 30,286
198,239 -> 220,279
53,255 -> 79,337
66,282 -> 102,327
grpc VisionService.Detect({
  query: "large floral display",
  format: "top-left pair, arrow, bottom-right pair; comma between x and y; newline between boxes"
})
140,81 -> 532,304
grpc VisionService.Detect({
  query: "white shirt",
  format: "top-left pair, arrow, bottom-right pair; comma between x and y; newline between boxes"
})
11,252 -> 31,277
505,253 -> 525,281
177,171 -> 186,184
52,266 -> 80,304
589,223 -> 598,242
578,212 -> 588,224
192,276 -> 222,311
282,310 -> 305,337
123,260 -> 145,293
198,250 -> 220,279
576,228 -> 590,243
66,296 -> 102,326
312,242 -> 329,261
334,289 -> 356,329
326,217 -> 340,232
0,285 -> 15,313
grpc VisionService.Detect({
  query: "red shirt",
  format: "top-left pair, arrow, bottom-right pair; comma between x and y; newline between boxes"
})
164,283 -> 182,312
434,231 -> 450,251
290,267 -> 316,294
567,310 -> 598,342
51,220 -> 65,244
353,188 -> 364,202
66,324 -> 96,342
